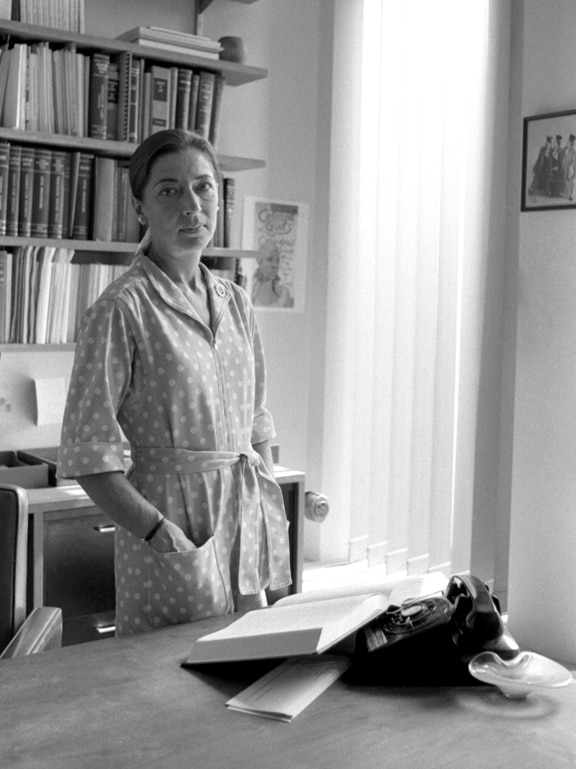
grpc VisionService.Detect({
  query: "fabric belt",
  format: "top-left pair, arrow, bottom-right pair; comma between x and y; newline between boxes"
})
133,447 -> 290,594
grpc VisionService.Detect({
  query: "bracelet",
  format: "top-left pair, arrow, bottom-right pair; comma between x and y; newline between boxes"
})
143,516 -> 166,543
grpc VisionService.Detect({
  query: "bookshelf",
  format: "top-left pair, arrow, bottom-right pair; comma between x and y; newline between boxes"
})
0,17 -> 266,349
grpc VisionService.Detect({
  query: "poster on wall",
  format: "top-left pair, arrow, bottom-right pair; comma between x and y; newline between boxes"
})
521,109 -> 576,211
241,197 -> 308,312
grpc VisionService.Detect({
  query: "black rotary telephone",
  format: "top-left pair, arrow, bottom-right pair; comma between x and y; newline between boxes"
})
351,574 -> 520,686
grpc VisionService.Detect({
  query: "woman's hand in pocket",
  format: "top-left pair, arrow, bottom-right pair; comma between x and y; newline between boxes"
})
149,518 -> 195,553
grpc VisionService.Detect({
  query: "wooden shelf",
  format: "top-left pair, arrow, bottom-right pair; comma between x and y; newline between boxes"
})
0,21 -> 267,86
0,129 -> 265,171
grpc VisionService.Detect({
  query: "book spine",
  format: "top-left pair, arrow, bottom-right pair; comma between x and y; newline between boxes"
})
61,151 -> 73,239
17,146 -> 35,237
30,147 -> 52,238
6,144 -> 21,236
128,58 -> 141,143
48,150 -> 67,239
88,51 -> 109,140
187,71 -> 200,132
72,152 -> 93,239
150,65 -> 170,134
92,156 -> 116,242
0,140 -> 9,236
116,51 -> 132,142
175,67 -> 192,130
0,249 -> 11,344
169,66 -> 178,128
195,70 -> 215,140
209,73 -> 225,150
106,60 -> 119,141
223,176 -> 235,249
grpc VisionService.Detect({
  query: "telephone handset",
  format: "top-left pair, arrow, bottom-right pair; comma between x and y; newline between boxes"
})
351,574 -> 520,685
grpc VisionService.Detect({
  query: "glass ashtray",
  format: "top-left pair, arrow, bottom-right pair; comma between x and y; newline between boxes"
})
468,650 -> 573,699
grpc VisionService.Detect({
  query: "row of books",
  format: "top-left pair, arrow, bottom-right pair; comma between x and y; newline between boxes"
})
0,142 -> 141,242
12,0 -> 85,32
0,247 -> 128,344
0,42 -> 225,146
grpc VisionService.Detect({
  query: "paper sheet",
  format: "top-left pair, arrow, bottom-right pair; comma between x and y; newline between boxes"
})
34,377 -> 66,426
226,655 -> 351,722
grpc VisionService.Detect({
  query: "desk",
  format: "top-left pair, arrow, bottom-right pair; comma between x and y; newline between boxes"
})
0,615 -> 575,769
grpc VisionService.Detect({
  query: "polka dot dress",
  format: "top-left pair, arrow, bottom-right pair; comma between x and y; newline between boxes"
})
58,252 -> 292,636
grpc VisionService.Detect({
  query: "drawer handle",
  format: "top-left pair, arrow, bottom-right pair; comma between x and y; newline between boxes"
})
95,624 -> 116,635
93,524 -> 115,534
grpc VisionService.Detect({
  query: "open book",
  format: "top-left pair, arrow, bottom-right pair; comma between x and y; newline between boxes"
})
183,572 -> 447,665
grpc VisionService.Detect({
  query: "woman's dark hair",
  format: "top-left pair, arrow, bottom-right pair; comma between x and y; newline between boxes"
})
129,129 -> 221,200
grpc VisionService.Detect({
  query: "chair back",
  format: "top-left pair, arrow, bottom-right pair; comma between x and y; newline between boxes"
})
0,484 -> 28,650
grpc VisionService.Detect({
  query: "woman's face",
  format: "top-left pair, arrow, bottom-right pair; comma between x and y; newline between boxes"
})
135,147 -> 219,257
260,244 -> 281,280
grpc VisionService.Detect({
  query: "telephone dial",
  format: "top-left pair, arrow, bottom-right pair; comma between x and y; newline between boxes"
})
352,574 -> 520,686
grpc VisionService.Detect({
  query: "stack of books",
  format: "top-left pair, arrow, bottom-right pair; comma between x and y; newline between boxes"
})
116,27 -> 222,60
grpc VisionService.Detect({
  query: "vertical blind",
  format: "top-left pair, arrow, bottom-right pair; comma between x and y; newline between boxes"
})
318,0 -> 510,578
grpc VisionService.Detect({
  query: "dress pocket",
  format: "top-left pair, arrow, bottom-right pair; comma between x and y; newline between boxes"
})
144,537 -> 231,628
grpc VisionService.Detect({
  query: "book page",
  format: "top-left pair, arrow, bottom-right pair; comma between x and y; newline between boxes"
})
277,572 -> 448,608
226,655 -> 351,722
185,593 -> 389,663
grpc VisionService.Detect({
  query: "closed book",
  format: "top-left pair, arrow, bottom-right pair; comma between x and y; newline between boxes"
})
106,60 -> 119,140
88,52 -> 109,139
71,153 -> 94,239
17,146 -> 35,237
149,64 -> 170,134
175,67 -> 192,130
2,43 -> 26,129
6,143 -> 21,236
30,147 -> 52,238
209,73 -> 225,149
116,51 -> 132,142
66,151 -> 81,239
187,71 -> 200,132
93,156 -> 116,241
114,163 -> 129,241
61,151 -> 73,238
128,58 -> 141,142
0,249 -> 12,344
48,150 -> 67,239
223,176 -> 235,248
194,70 -> 215,140
169,66 -> 178,128
0,140 -> 9,235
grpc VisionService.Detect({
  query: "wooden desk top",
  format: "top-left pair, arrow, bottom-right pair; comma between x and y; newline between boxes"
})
0,615 -> 574,769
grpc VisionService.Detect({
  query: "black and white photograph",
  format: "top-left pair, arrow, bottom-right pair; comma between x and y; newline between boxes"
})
522,110 -> 576,211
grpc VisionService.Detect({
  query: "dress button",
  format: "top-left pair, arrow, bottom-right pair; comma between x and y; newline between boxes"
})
215,284 -> 226,298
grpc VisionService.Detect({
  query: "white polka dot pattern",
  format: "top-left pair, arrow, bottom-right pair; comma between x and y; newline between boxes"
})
57,254 -> 291,636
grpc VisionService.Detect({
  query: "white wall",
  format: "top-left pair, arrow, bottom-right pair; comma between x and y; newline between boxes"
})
507,0 -> 576,661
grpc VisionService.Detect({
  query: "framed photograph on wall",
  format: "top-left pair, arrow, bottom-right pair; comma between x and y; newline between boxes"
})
522,110 -> 576,211
241,197 -> 308,312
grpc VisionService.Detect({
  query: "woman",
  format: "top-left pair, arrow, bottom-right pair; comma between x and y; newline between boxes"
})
251,239 -> 294,308
58,129 -> 292,635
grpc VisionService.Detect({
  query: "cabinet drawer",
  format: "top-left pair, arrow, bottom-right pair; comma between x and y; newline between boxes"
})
43,508 -> 115,619
63,611 -> 116,646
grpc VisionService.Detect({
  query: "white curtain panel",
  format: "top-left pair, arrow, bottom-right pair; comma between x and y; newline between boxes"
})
318,0 -> 511,579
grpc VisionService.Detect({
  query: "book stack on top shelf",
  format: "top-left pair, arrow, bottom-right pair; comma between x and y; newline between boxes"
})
116,27 -> 222,60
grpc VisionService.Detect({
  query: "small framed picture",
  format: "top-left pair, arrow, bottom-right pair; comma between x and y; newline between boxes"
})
522,110 -> 576,211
